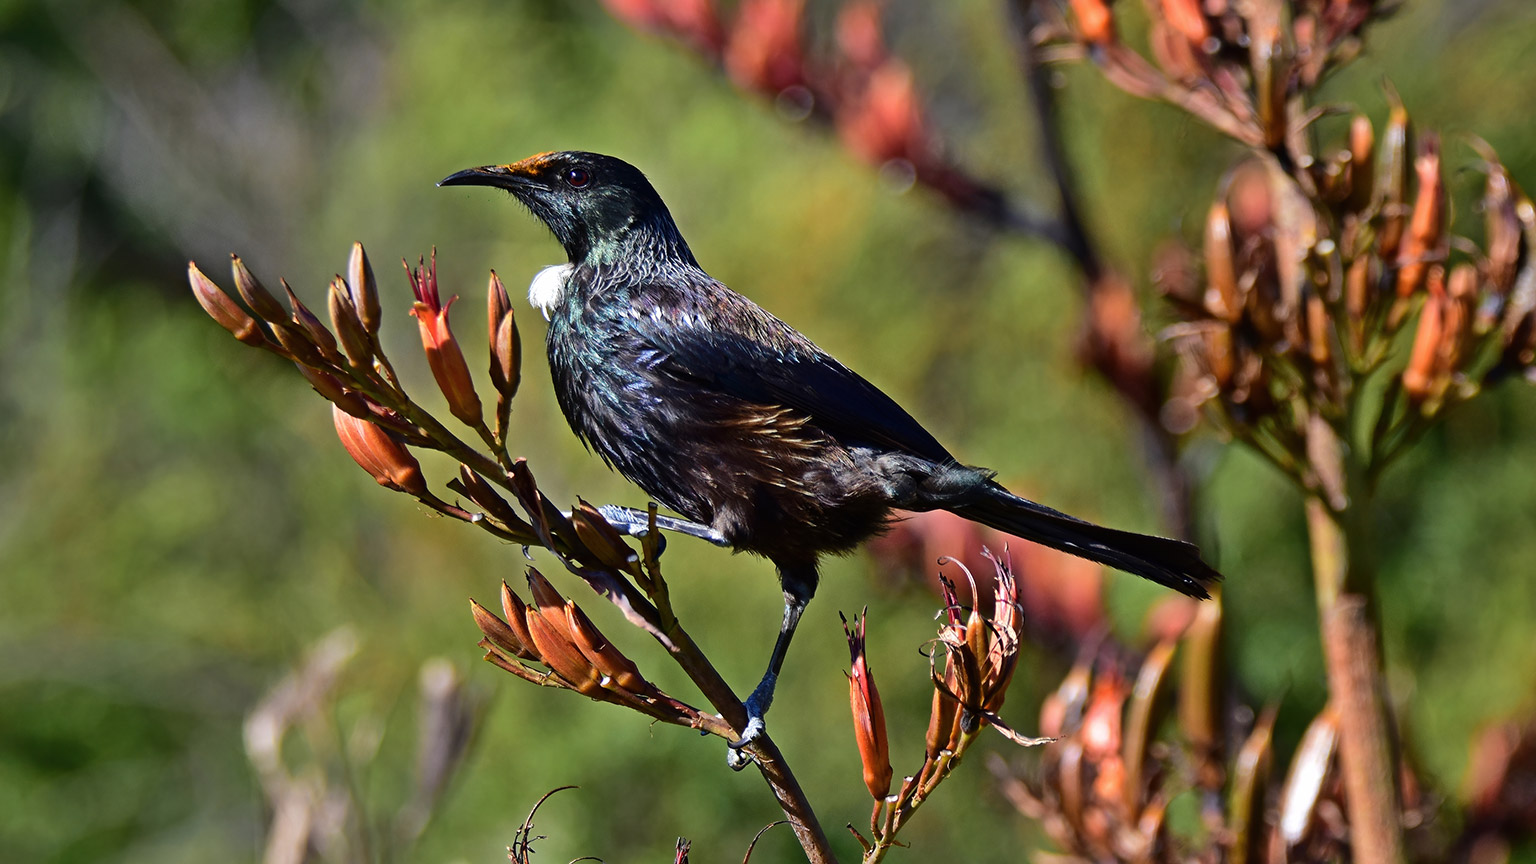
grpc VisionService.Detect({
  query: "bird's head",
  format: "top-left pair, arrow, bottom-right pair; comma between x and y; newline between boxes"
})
439,151 -> 688,267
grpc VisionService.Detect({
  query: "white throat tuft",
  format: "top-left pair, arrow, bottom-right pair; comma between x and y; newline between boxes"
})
527,264 -> 574,320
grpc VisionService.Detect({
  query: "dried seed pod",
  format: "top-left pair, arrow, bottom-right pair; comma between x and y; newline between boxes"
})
1228,706 -> 1278,864
188,262 -> 268,348
1250,17 -> 1288,151
452,466 -> 536,537
347,242 -> 381,335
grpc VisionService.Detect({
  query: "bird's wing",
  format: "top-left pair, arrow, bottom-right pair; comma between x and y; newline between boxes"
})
632,279 -> 957,464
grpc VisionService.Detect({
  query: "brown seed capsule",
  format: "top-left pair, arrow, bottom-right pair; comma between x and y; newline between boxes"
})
1250,17 -> 1287,151
524,603 -> 603,696
453,466 -> 536,537
347,242 -> 381,335
331,404 -> 428,495
231,255 -> 288,323
188,262 -> 268,348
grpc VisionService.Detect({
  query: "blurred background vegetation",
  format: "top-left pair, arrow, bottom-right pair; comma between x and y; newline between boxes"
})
2,0 -> 1535,861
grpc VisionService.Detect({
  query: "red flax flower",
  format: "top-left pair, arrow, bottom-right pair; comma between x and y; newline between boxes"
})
407,251 -> 483,428
842,609 -> 892,800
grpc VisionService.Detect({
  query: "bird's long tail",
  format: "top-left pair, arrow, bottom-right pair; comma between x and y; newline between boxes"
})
948,484 -> 1221,599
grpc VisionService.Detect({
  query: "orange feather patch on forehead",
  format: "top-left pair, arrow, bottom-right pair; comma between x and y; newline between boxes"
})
505,152 -> 559,175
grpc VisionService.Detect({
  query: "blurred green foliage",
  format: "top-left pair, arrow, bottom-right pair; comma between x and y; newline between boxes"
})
2,0 -> 1535,861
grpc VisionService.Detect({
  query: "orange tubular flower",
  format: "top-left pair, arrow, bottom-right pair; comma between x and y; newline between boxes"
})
408,251 -> 484,428
843,610 -> 892,800
331,405 -> 428,496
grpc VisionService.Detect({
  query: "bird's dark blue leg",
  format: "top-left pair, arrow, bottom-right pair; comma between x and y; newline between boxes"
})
727,563 -> 817,768
591,504 -> 730,549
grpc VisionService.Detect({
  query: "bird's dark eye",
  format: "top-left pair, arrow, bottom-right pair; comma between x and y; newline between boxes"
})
564,168 -> 591,188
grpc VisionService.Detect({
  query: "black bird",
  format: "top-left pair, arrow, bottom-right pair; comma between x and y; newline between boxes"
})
440,151 -> 1220,749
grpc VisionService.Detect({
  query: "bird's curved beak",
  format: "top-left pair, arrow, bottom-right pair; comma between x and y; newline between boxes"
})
437,164 -> 538,191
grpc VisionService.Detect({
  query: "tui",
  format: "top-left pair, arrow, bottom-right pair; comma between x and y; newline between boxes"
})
440,151 -> 1220,751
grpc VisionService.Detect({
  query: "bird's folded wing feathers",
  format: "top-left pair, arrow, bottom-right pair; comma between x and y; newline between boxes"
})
632,282 -> 957,464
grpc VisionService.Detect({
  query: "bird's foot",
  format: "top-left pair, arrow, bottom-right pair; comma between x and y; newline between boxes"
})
594,505 -> 730,551
725,676 -> 776,771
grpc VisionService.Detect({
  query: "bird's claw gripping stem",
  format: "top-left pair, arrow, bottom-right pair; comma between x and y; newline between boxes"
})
593,505 -> 730,551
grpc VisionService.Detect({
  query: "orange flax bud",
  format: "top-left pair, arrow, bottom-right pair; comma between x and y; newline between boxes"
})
723,0 -> 805,94
1250,18 -> 1288,151
297,364 -> 369,417
231,255 -> 288,323
522,569 -> 603,696
472,598 -> 536,660
332,405 -> 428,495
1439,264 -> 1478,375
328,276 -> 373,368
1307,293 -> 1331,367
487,272 -> 522,402
452,467 -> 536,538
925,677 -> 960,759
1396,133 -> 1443,297
1068,0 -> 1116,46
1346,114 -> 1375,214
188,262 -> 269,348
1162,0 -> 1209,45
838,61 -> 926,167
1204,200 -> 1240,321
347,242 -> 381,335
571,500 -> 640,573
1403,288 -> 1445,401
282,280 -> 340,358
565,602 -> 650,694
500,582 -> 541,662
409,254 -> 484,428
835,1 -> 886,72
1483,162 -> 1522,297
1377,97 -> 1413,259
842,611 -> 892,799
